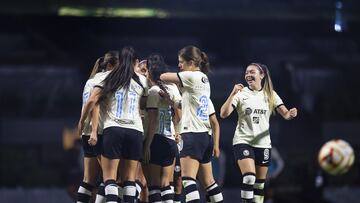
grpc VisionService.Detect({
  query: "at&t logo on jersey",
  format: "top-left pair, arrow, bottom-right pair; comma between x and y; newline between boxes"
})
253,109 -> 267,115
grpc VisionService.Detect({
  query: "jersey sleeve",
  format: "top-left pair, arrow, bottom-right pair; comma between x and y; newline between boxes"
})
177,71 -> 193,88
170,84 -> 182,103
231,92 -> 241,109
146,87 -> 160,109
273,91 -> 284,108
93,72 -> 108,88
208,98 -> 215,116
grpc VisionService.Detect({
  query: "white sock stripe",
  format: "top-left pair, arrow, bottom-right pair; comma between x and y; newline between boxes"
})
186,190 -> 200,202
106,201 -> 117,203
254,182 -> 265,189
253,195 -> 264,203
163,200 -> 174,203
161,188 -> 174,196
210,193 -> 224,202
170,185 -> 175,193
94,194 -> 106,203
207,183 -> 218,191
99,183 -> 105,186
136,183 -> 142,192
241,190 -> 254,199
105,185 -> 118,196
183,179 -> 197,187
78,186 -> 92,196
123,185 -> 137,196
149,189 -> 161,195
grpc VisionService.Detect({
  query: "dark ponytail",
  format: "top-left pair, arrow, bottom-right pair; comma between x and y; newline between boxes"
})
178,45 -> 211,74
147,54 -> 169,94
200,51 -> 210,74
99,47 -> 137,102
89,56 -> 105,79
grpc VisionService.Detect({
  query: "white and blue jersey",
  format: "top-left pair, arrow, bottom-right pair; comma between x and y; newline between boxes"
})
177,71 -> 211,133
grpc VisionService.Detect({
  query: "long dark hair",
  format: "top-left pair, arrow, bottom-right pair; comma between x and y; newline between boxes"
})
178,45 -> 210,74
147,54 -> 170,93
99,47 -> 137,102
89,56 -> 104,79
89,51 -> 119,78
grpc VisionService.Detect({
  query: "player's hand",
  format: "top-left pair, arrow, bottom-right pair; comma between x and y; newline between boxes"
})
288,108 -> 298,119
175,133 -> 181,144
213,145 -> 220,158
231,84 -> 244,96
88,131 -> 98,146
77,121 -> 84,137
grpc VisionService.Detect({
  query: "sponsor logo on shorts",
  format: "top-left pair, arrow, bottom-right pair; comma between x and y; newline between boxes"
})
262,160 -> 269,164
243,149 -> 250,156
175,166 -> 181,172
264,149 -> 269,160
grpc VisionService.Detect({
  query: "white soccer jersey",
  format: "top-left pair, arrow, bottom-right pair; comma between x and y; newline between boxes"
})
100,73 -> 149,132
207,98 -> 216,136
81,71 -> 109,135
231,87 -> 283,148
177,71 -> 211,133
146,83 -> 182,140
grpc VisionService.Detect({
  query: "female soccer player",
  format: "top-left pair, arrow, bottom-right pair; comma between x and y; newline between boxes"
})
197,99 -> 223,203
220,63 -> 297,203
143,54 -> 182,203
160,46 -> 217,203
76,51 -> 119,203
81,47 -> 148,203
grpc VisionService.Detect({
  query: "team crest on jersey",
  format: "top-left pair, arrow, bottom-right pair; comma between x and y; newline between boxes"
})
243,149 -> 250,156
264,149 -> 269,160
245,107 -> 252,115
253,117 -> 259,124
201,77 -> 209,83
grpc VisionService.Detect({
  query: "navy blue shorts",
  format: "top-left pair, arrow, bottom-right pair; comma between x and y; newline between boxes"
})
180,132 -> 213,163
150,134 -> 178,167
102,127 -> 143,160
233,144 -> 271,166
82,134 -> 103,157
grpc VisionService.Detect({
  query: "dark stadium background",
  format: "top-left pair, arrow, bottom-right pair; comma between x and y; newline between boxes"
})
1,0 -> 360,202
